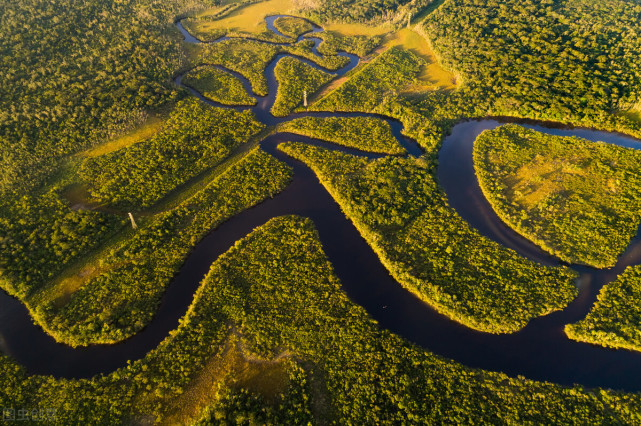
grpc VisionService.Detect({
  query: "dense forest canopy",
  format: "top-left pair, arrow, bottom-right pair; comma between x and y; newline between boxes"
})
424,0 -> 641,126
295,0 -> 437,25
567,265 -> 641,352
0,0 -> 217,195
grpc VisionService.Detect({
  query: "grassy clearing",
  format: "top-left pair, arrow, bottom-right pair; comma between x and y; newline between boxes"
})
621,105 -> 641,126
160,334 -> 290,425
385,28 -> 455,90
474,125 -> 641,268
81,115 -> 165,158
185,0 -> 295,38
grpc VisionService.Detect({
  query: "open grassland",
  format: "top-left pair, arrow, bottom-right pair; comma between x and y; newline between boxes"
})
2,216 -> 641,424
566,266 -> 641,352
279,116 -> 405,154
385,28 -> 455,90
279,142 -> 577,333
194,0 -> 294,31
474,125 -> 641,268
182,0 -> 296,41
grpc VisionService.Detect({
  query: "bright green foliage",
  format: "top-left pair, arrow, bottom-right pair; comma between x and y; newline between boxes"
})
182,67 -> 256,105
567,266 -> 641,352
280,142 -> 578,333
198,39 -> 348,96
474,125 -> 641,268
0,194 -> 123,298
273,16 -> 313,38
79,99 -> 264,210
280,116 -> 405,154
2,217 -> 640,424
272,58 -> 333,117
0,0 -> 218,195
36,148 -> 291,346
424,0 -> 641,131
312,30 -> 385,57
313,46 -> 424,112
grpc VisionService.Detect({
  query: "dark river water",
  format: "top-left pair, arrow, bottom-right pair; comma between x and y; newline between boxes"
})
3,15 -> 641,392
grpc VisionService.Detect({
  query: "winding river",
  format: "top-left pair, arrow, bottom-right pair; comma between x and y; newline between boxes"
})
3,15 -> 641,393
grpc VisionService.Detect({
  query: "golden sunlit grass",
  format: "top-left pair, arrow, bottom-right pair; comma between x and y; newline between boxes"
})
475,125 -> 641,268
191,0 -> 295,34
499,153 -> 592,208
323,22 -> 391,36
385,28 -> 456,90
31,228 -> 132,308
622,104 -> 641,125
82,116 -> 164,158
160,333 -> 290,425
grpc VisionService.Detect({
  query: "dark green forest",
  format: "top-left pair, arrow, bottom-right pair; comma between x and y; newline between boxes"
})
279,116 -> 406,154
298,0 -> 438,26
423,0 -> 641,132
3,217 -> 641,424
0,0 -> 218,196
34,148 -> 292,346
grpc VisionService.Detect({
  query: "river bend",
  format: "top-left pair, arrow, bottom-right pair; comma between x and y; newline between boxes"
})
2,15 -> 641,393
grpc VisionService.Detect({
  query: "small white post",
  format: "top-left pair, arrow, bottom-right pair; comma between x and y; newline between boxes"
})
303,90 -> 308,107
408,12 -> 412,28
128,212 -> 138,229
